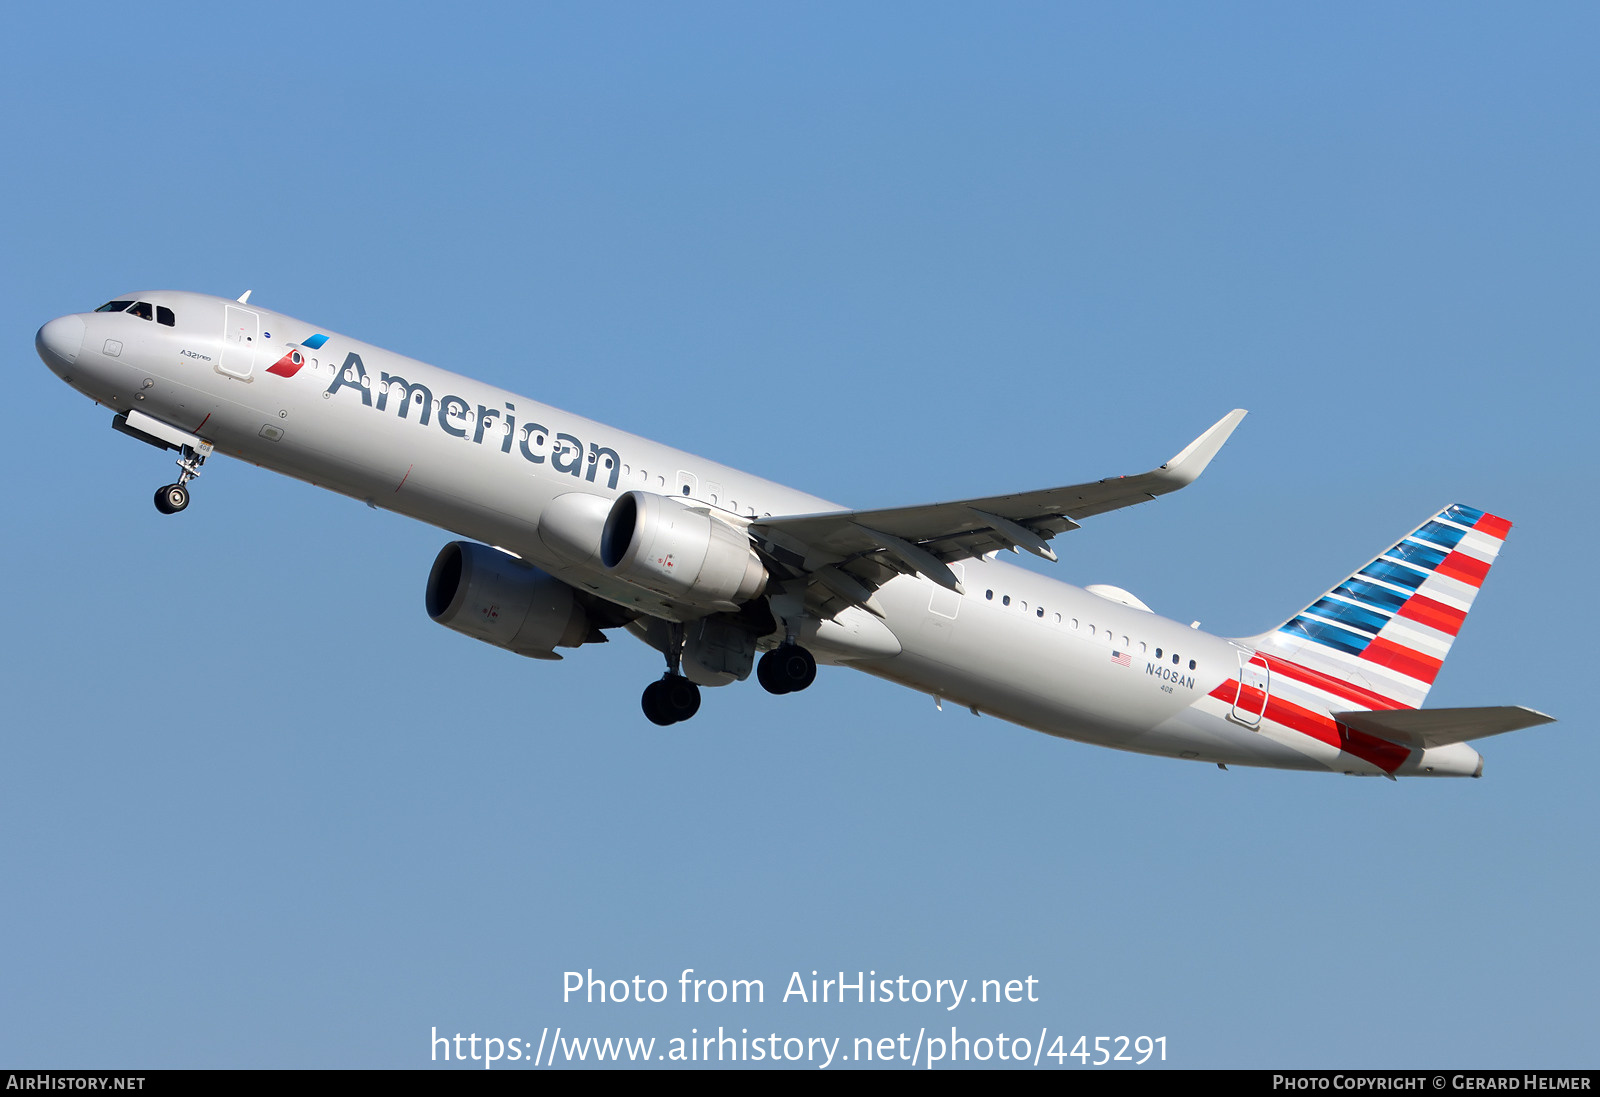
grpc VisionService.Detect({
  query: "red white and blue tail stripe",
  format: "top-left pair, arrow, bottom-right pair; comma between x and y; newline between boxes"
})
1252,503 -> 1511,711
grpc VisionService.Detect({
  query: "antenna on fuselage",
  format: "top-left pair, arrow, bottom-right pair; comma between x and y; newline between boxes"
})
236,290 -> 252,303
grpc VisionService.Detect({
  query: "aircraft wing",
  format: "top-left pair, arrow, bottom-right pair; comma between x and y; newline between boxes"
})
748,410 -> 1246,617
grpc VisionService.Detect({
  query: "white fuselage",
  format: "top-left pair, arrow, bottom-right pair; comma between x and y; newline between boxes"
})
36,290 -> 1482,777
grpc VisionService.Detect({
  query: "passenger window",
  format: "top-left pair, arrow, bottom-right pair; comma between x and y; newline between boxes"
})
1188,660 -> 1196,670
128,301 -> 154,320
985,590 -> 993,600
1155,648 -> 1162,659
95,300 -> 132,313
1002,595 -> 1010,606
1036,607 -> 1044,618
156,306 -> 175,326
1172,653 -> 1179,664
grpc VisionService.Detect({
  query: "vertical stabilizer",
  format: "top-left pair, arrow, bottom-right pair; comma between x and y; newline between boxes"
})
1250,504 -> 1511,710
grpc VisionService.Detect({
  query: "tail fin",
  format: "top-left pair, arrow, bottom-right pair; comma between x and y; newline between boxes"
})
1251,503 -> 1512,709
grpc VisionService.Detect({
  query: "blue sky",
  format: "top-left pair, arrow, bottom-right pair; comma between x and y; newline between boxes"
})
3,2 -> 1596,1068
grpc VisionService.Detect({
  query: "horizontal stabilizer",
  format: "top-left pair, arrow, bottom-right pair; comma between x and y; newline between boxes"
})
1333,706 -> 1556,750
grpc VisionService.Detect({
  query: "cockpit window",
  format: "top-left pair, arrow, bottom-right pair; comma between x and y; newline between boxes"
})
128,301 -> 154,320
156,306 -> 175,327
95,300 -> 132,313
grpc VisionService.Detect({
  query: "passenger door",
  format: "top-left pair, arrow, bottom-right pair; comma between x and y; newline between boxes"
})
1230,651 -> 1270,728
219,305 -> 258,380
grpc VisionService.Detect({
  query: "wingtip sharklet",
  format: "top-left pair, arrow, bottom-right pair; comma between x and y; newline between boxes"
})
1157,409 -> 1247,487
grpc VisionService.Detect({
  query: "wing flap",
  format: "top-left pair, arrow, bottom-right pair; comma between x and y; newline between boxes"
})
1333,706 -> 1556,750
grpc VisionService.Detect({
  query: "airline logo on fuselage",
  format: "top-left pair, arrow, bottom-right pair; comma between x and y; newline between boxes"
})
322,350 -> 623,490
266,333 -> 329,378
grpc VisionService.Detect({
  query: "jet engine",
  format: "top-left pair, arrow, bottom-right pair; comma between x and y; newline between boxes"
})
600,491 -> 768,610
425,541 -> 598,660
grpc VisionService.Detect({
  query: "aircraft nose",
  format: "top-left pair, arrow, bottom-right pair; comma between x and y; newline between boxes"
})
36,314 -> 86,374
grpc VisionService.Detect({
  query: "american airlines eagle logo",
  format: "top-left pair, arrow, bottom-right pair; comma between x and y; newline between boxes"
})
266,333 -> 330,378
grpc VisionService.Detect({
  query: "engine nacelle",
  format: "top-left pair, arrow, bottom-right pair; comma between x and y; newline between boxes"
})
600,491 -> 768,610
536,491 -> 611,567
425,541 -> 594,660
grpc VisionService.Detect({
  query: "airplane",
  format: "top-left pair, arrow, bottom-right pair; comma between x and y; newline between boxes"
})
35,290 -> 1554,777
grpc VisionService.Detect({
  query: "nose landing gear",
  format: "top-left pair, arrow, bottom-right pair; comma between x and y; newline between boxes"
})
154,483 -> 189,514
153,442 -> 209,516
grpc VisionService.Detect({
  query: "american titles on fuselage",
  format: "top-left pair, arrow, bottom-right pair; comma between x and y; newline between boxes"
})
323,350 -> 623,491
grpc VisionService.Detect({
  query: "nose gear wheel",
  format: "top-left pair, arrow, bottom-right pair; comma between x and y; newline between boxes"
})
154,484 -> 189,514
152,443 -> 208,516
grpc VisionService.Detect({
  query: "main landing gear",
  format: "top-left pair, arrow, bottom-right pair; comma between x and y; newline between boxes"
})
757,642 -> 816,695
757,585 -> 817,697
642,675 -> 701,726
641,621 -> 702,726
637,621 -> 819,725
153,443 -> 208,516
